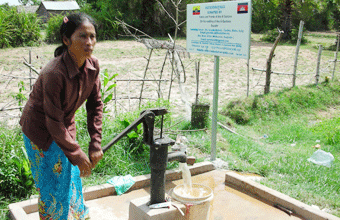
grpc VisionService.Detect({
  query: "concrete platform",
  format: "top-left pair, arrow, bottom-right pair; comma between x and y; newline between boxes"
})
8,162 -> 339,220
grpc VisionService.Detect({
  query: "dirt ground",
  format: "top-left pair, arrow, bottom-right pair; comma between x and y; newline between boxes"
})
0,37 -> 337,126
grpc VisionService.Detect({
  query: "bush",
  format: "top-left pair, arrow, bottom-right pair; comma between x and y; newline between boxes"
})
221,100 -> 251,125
261,28 -> 307,44
0,6 -> 41,48
0,126 -> 34,198
45,13 -> 64,44
0,9 -> 13,48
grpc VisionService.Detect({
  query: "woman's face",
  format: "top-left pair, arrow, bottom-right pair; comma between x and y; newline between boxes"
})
64,20 -> 96,67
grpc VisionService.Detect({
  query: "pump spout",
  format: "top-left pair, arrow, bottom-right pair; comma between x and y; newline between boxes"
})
168,151 -> 186,163
168,151 -> 196,165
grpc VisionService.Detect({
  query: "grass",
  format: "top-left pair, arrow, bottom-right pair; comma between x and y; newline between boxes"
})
216,81 -> 340,216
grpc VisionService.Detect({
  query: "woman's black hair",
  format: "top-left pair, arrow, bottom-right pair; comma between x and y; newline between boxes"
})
54,13 -> 97,57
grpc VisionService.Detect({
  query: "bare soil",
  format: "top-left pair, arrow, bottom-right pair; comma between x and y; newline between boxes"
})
0,38 -> 337,126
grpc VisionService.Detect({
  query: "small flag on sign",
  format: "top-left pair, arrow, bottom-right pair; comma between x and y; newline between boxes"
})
193,6 -> 200,15
237,3 -> 248,14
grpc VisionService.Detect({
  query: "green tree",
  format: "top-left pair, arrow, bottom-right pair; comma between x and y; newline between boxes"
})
252,0 -> 280,33
18,0 -> 41,6
279,0 -> 294,40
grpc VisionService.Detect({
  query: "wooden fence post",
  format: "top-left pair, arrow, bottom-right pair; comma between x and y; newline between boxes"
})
315,45 -> 323,85
264,30 -> 284,94
332,34 -> 340,81
292,20 -> 304,87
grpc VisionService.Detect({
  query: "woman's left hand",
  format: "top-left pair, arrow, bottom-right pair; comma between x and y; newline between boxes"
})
89,150 -> 103,168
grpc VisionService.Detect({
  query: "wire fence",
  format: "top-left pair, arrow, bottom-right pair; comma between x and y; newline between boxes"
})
1,37 -> 339,126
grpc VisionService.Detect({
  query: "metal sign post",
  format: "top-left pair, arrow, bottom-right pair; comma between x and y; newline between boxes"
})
211,55 -> 219,161
187,0 -> 252,161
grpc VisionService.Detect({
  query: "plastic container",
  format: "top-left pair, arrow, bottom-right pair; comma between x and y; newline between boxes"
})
307,149 -> 334,168
172,184 -> 213,220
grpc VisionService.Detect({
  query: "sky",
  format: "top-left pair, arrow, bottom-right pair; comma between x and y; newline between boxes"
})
0,0 -> 21,6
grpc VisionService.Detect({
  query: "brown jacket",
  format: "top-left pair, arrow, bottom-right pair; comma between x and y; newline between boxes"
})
20,51 -> 103,166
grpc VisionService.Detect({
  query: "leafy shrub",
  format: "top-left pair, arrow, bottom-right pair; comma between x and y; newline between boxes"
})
11,10 -> 41,46
0,6 -> 41,48
0,9 -> 13,48
289,28 -> 308,44
261,29 -> 280,43
87,3 -> 120,40
100,69 -> 118,113
45,13 -> 64,44
261,28 -> 307,44
221,100 -> 251,124
0,126 -> 34,198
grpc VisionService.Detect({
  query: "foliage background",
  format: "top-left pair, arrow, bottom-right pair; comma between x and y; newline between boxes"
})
2,0 -> 340,46
0,5 -> 41,48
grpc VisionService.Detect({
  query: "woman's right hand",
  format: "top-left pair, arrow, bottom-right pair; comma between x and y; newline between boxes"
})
78,156 -> 92,177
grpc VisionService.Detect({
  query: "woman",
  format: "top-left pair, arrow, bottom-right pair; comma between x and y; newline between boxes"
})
20,13 -> 103,219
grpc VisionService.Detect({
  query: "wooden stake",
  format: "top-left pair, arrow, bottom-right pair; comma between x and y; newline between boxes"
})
292,20 -> 304,87
264,30 -> 284,94
332,34 -> 340,80
139,49 -> 153,109
23,62 -> 39,75
315,45 -> 323,85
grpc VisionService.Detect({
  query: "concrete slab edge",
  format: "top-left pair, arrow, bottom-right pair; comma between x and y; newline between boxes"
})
8,161 -> 215,219
225,171 -> 340,220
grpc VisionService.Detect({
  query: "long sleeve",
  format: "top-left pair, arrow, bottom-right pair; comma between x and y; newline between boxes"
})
86,72 -> 103,153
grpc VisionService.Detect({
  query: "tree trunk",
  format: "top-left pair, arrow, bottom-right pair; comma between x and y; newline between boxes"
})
281,0 -> 293,41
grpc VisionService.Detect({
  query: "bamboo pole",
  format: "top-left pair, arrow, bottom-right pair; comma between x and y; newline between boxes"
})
0,74 -> 36,80
292,20 -> 304,87
0,106 -> 24,111
332,34 -> 340,80
315,45 -> 323,85
158,52 -> 168,99
128,77 -> 131,111
29,49 -> 32,90
23,62 -> 39,75
139,49 -> 153,109
168,51 -> 175,101
114,80 -> 117,115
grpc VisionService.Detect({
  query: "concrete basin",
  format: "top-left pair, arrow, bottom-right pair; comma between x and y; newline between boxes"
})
8,161 -> 339,220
